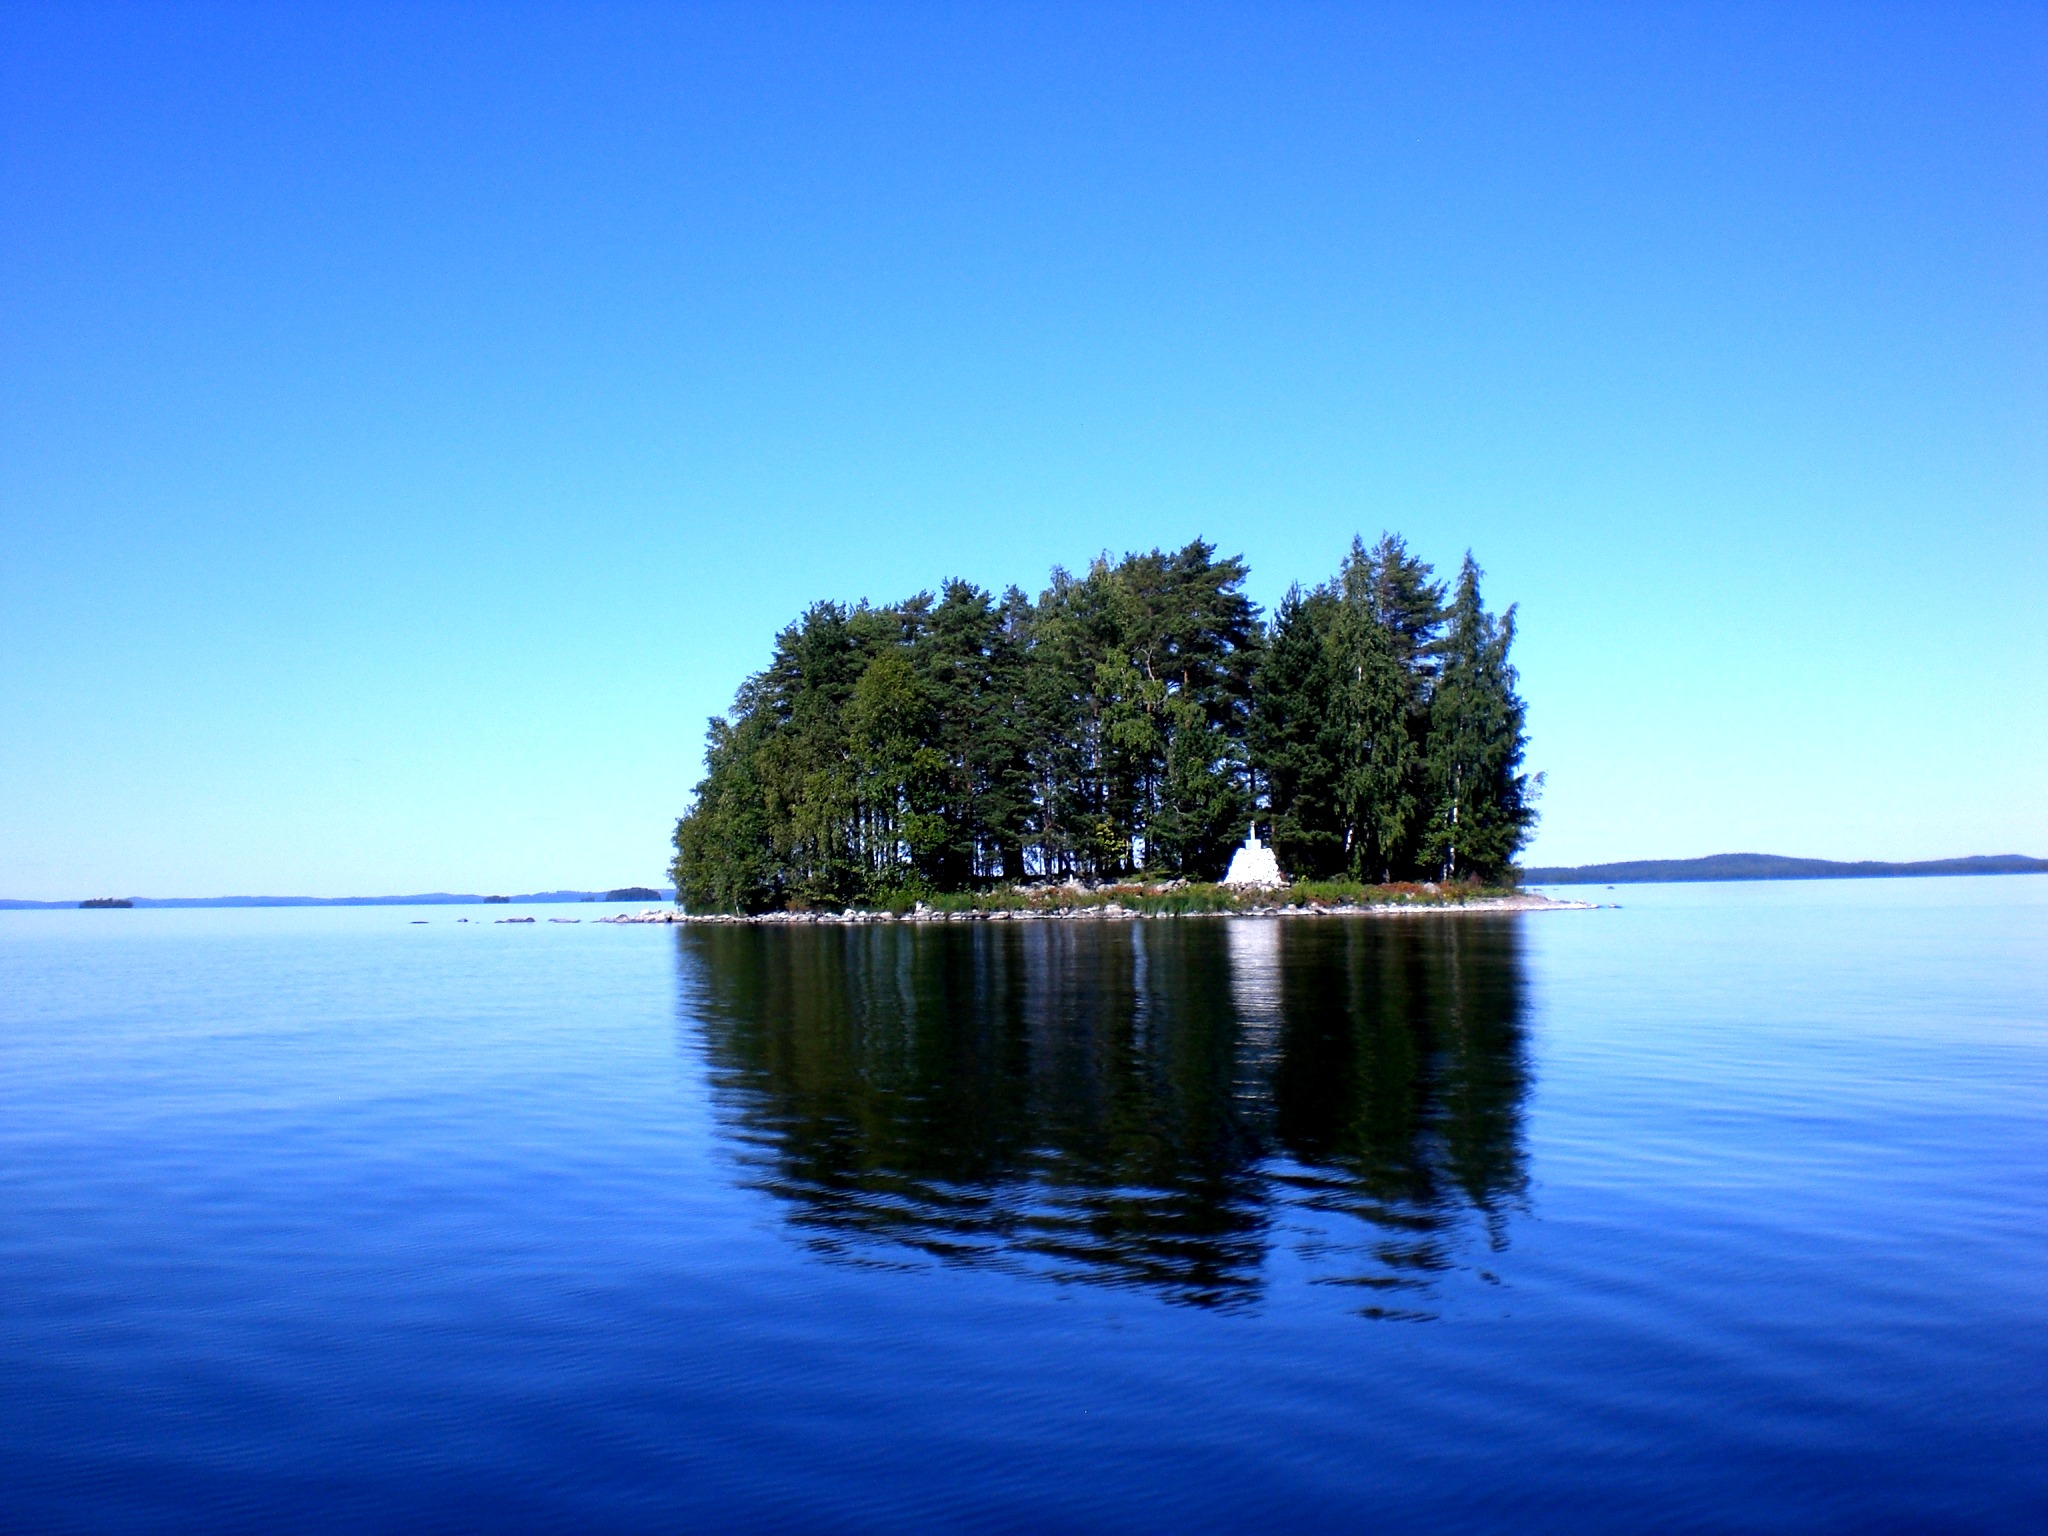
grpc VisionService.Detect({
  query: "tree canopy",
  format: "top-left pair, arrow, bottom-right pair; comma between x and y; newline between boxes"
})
673,536 -> 1535,911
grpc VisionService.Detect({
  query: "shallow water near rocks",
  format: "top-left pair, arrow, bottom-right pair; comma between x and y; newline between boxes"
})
2,878 -> 2044,1532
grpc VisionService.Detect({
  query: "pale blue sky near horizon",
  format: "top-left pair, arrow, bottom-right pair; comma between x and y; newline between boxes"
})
3,3 -> 2043,899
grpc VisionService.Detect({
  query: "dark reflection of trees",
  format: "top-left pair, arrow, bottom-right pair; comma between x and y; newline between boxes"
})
681,917 -> 1528,1312
1258,920 -> 1529,1313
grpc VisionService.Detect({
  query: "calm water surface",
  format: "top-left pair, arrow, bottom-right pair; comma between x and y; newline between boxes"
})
3,880 -> 2044,1532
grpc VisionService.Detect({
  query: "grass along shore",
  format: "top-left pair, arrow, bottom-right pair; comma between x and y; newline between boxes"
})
604,879 -> 1590,924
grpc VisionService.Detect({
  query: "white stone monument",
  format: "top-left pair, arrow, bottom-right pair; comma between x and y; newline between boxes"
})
1221,824 -> 1286,889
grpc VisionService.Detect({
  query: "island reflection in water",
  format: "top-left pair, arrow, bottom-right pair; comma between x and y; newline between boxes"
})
681,917 -> 1529,1313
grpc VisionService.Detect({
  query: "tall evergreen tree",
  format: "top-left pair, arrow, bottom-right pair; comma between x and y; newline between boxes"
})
1249,584 -> 1350,879
673,705 -> 781,913
1248,533 -> 1453,883
1022,540 -> 1256,879
1360,531 -> 1446,674
1250,537 -> 1444,883
917,581 -> 1007,888
1328,539 -> 1426,882
1420,556 -> 1537,881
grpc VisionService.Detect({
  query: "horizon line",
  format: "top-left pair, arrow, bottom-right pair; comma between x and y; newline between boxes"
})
0,888 -> 677,910
8,851 -> 2048,907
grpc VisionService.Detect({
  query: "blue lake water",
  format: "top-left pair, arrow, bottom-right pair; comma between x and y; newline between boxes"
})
2,879 -> 2045,1533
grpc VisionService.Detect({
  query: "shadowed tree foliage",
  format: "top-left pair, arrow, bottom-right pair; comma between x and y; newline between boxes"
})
674,535 -> 1534,910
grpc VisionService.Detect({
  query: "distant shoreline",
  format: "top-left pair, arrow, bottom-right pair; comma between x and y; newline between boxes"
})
8,852 -> 2045,908
1523,853 -> 2048,885
0,890 -> 676,911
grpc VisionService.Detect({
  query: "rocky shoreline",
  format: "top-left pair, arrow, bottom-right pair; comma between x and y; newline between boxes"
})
599,892 -> 1591,925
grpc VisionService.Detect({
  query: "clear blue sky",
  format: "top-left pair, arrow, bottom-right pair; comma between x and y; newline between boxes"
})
3,3 -> 2042,898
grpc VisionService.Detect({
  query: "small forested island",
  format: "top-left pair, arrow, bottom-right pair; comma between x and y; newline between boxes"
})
79,898 -> 134,909
673,535 -> 1538,916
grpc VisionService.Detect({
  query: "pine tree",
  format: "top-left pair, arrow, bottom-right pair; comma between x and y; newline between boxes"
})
1361,531 -> 1446,674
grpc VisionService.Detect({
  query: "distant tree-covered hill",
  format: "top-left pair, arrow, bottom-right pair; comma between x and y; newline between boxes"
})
1521,853 -> 2048,884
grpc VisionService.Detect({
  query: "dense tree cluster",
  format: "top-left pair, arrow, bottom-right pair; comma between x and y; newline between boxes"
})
673,536 -> 1534,911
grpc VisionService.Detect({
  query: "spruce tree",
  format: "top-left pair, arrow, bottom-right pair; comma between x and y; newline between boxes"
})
1249,585 -> 1349,878
1251,535 -> 1446,884
671,707 -> 781,913
1361,532 -> 1446,876
1421,555 -> 1537,882
1330,544 -> 1419,883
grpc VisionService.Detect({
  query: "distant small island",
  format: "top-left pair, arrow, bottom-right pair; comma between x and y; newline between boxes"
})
673,534 -> 1535,914
1524,853 -> 2048,884
79,898 -> 133,909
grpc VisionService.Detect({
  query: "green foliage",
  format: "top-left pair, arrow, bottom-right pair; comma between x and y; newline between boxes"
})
1250,534 -> 1446,883
672,534 -> 1537,910
1419,556 -> 1538,883
1247,584 -> 1349,878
